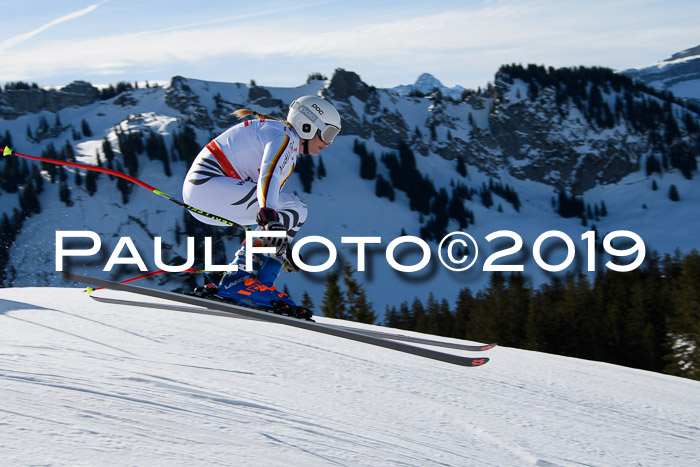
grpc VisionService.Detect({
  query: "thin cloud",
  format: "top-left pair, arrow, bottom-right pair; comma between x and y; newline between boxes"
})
0,0 -> 110,53
2,0 -> 697,88
130,0 -> 339,38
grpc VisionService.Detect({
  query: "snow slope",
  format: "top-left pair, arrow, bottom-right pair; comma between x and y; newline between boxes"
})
1,287 -> 699,466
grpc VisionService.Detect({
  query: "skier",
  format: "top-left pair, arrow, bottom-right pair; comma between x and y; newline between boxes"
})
182,96 -> 341,314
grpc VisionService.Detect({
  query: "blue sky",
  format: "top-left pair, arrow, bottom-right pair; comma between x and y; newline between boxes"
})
1,0 -> 699,90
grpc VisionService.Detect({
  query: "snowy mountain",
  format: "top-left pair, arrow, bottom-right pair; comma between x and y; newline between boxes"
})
621,44 -> 700,107
391,73 -> 467,100
1,63 -> 699,322
1,286 -> 699,466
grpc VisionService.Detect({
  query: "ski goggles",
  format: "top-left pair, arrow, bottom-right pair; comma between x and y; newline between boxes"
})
316,120 -> 340,144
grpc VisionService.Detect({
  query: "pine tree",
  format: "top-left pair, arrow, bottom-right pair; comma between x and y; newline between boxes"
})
453,288 -> 473,339
465,272 -> 506,344
414,126 -> 422,140
0,151 -> 19,192
375,174 -> 395,201
295,154 -> 315,193
115,161 -> 131,204
301,291 -> 314,310
500,273 -> 531,348
60,140 -> 76,162
423,294 -> 452,336
0,213 -> 15,284
57,165 -> 67,183
669,184 -> 680,201
316,157 -> 326,179
59,180 -> 72,207
146,130 -> 171,176
172,126 -> 199,164
117,128 -> 142,176
342,262 -> 376,324
480,183 -> 493,209
664,251 -> 700,380
102,137 -> 115,164
385,302 -> 409,329
19,179 -> 41,216
646,155 -> 662,175
320,270 -> 346,319
37,115 -> 49,136
81,119 -> 93,137
396,301 -> 413,329
85,170 -> 98,196
456,157 -> 467,177
31,164 -> 43,195
40,143 -> 58,183
448,190 -> 468,229
0,130 -> 12,149
360,150 -> 377,180
411,298 -> 427,332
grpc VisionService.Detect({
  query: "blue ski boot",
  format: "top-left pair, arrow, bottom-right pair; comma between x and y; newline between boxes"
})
216,251 -> 298,313
256,254 -> 313,320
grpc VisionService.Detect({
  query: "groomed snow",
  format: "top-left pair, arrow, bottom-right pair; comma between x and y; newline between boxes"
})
1,287 -> 699,466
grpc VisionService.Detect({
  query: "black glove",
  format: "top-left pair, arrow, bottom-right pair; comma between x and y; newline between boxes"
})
256,207 -> 287,256
282,247 -> 302,273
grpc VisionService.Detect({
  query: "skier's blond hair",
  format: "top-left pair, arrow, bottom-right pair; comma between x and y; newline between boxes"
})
232,109 -> 293,130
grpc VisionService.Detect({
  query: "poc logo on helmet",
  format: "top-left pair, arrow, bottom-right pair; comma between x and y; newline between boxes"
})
311,103 -> 324,115
299,105 -> 318,122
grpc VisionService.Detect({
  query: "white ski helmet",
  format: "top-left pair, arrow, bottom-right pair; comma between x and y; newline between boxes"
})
287,96 -> 341,143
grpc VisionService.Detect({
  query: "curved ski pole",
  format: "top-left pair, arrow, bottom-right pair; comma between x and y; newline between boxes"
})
84,268 -> 204,293
3,146 -> 250,231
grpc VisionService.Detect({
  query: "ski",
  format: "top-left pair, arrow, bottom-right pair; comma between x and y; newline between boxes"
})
88,293 -> 495,352
63,272 -> 490,367
330,327 -> 495,352
88,294 -> 256,320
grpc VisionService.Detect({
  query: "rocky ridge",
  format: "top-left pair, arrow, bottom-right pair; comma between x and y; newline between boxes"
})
2,66 -> 698,194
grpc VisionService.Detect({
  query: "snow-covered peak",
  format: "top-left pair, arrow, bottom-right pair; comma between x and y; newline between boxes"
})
620,43 -> 700,105
391,73 -> 467,100
664,44 -> 700,63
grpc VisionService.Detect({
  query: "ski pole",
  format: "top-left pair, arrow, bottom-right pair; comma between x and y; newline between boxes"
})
3,146 -> 250,231
84,268 -> 203,292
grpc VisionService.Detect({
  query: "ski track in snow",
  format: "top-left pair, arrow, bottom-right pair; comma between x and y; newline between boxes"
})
1,288 -> 699,466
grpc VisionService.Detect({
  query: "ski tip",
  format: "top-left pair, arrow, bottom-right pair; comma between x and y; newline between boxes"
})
469,357 -> 489,367
3,146 -> 13,157
481,343 -> 497,351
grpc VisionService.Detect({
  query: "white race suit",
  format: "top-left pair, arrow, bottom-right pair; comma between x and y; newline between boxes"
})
182,118 -> 307,241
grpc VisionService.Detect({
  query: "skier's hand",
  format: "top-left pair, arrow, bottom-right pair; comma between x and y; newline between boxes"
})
283,247 -> 302,273
256,207 -> 287,256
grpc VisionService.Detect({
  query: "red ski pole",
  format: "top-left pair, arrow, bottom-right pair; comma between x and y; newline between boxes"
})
3,146 -> 250,231
85,268 -> 203,292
